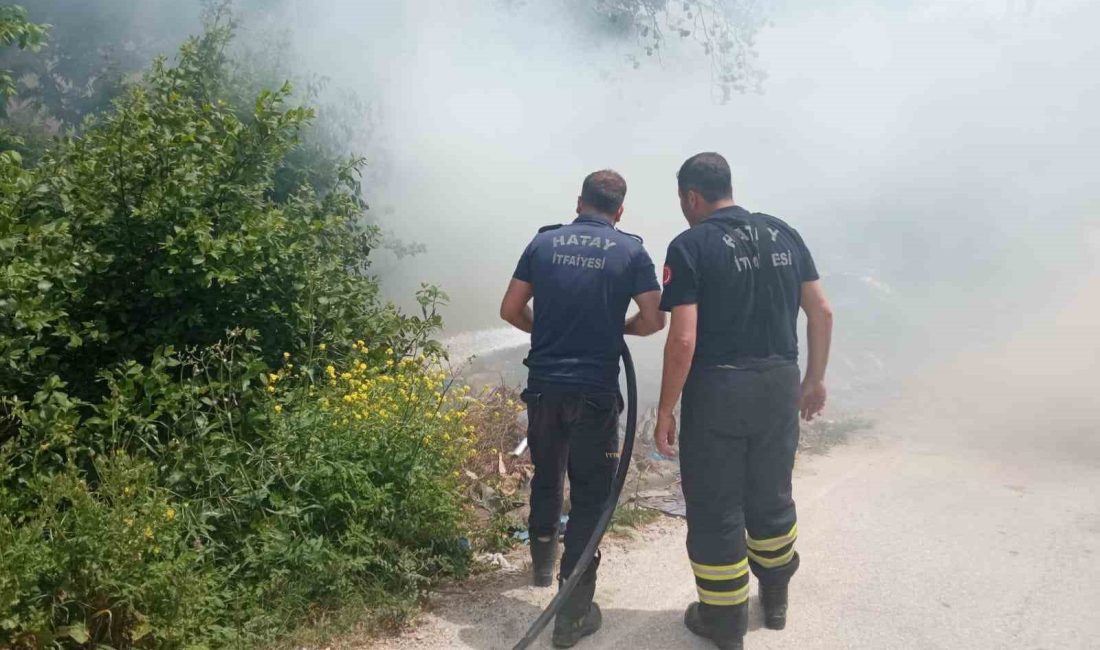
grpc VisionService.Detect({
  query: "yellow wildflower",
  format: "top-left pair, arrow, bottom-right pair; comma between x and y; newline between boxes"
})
274,404 -> 283,414
283,352 -> 290,360
318,343 -> 327,351
144,526 -> 154,540
164,507 -> 176,522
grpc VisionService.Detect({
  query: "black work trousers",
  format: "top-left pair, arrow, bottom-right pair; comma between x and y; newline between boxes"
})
679,362 -> 801,612
522,382 -> 621,579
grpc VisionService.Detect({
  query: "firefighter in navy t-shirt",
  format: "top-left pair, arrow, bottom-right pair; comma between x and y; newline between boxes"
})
500,169 -> 665,648
654,153 -> 834,650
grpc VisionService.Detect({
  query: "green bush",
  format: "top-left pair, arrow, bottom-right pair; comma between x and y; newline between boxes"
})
1,333 -> 475,647
0,26 -> 470,649
0,455 -> 220,648
0,27 -> 427,410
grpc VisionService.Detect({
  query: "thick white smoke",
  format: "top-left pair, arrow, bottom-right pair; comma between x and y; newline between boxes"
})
244,0 -> 1099,409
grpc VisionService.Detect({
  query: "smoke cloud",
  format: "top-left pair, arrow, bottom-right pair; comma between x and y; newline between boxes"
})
267,0 -> 1099,411
29,0 -> 1100,411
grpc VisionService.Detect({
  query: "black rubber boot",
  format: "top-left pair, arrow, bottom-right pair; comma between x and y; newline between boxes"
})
757,551 -> 798,630
552,557 -> 601,648
530,531 -> 559,587
760,583 -> 788,630
684,601 -> 747,650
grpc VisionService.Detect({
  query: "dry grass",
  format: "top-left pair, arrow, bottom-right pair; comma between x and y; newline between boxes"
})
457,383 -> 533,550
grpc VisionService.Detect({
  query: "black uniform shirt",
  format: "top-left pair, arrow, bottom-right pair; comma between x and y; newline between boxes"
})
659,206 -> 819,367
513,214 -> 660,390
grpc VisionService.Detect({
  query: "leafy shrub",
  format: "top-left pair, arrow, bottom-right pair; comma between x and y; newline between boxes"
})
0,25 -> 471,649
0,455 -> 219,648
1,327 -> 477,647
0,26 -> 430,413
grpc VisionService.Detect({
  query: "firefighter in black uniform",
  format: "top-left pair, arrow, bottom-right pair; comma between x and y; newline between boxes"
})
500,169 -> 665,648
654,153 -> 834,650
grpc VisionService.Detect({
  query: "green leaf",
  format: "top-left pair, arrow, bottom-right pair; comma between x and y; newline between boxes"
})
58,625 -> 90,643
132,616 -> 152,640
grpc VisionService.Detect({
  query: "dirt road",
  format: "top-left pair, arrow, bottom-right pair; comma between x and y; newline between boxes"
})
370,278 -> 1100,649
369,409 -> 1100,649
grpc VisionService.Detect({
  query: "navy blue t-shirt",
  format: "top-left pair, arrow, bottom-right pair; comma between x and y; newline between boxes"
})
513,214 -> 660,390
659,206 -> 819,367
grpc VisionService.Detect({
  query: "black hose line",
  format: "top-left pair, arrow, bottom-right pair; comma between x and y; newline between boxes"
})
512,342 -> 638,650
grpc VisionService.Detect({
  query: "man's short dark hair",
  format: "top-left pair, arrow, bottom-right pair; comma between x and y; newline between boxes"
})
677,152 -> 733,203
580,169 -> 627,214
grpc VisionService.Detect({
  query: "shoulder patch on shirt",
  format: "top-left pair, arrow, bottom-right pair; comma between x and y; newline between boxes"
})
616,229 -> 643,244
538,224 -> 563,233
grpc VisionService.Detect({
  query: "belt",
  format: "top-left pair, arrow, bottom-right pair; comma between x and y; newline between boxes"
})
707,356 -> 794,371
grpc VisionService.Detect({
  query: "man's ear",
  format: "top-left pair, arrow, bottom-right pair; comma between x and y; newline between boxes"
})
687,190 -> 700,213
576,197 -> 584,215
613,205 -> 625,224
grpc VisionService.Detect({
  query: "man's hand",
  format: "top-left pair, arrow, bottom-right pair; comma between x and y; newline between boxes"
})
624,290 -> 665,336
654,411 -> 678,457
800,379 -> 827,421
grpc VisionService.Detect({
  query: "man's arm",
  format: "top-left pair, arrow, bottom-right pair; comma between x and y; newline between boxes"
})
653,304 -> 697,457
800,280 -> 833,421
624,290 -> 666,336
499,278 -> 534,333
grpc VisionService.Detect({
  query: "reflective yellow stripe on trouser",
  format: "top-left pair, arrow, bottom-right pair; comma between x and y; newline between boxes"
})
747,523 -> 798,552
692,559 -> 749,606
747,523 -> 798,568
697,584 -> 750,606
690,558 -> 748,582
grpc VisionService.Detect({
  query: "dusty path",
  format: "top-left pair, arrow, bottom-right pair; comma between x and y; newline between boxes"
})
364,272 -> 1100,650
368,409 -> 1100,649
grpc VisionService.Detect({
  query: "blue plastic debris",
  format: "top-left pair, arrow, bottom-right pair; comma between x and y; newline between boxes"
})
511,515 -> 570,545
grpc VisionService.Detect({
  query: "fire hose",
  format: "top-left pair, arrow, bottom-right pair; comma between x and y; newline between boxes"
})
512,342 -> 638,650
